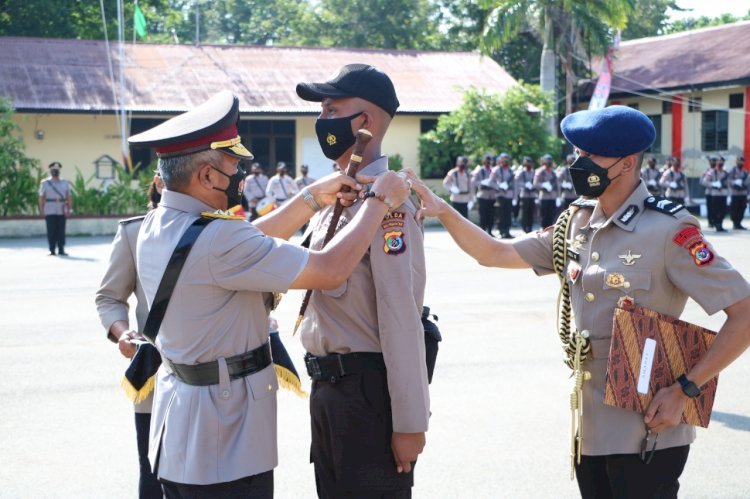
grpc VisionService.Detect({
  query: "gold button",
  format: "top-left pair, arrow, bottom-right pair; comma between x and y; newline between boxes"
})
591,252 -> 600,262
585,292 -> 595,302
624,282 -> 631,289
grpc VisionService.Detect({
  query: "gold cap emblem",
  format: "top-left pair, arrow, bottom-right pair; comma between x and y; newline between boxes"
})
326,133 -> 337,146
587,173 -> 601,187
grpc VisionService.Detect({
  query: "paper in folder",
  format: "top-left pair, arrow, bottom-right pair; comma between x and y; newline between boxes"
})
604,298 -> 718,428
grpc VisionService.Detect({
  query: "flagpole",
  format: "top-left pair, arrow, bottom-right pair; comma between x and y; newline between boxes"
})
116,0 -> 130,172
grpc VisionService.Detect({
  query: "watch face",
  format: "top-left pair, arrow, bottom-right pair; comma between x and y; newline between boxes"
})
679,375 -> 701,398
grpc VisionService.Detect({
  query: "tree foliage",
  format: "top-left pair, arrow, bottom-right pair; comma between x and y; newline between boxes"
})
418,84 -> 561,178
0,98 -> 41,217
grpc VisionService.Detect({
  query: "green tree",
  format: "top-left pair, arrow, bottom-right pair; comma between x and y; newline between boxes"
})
419,84 -> 561,178
620,0 -> 681,39
0,97 -> 41,216
666,11 -> 750,34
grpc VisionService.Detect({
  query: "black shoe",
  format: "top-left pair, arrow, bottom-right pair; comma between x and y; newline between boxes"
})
59,251 -> 69,256
716,228 -> 727,233
48,252 -> 56,256
734,225 -> 747,230
502,233 -> 514,239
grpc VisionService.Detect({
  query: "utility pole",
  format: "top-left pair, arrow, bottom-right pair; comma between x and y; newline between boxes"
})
195,1 -> 200,46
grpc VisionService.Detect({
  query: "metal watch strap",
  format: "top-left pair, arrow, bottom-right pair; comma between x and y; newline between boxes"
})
301,187 -> 321,212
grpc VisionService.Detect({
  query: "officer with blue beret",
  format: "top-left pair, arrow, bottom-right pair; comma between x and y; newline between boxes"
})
126,90 -> 410,497
407,105 -> 750,497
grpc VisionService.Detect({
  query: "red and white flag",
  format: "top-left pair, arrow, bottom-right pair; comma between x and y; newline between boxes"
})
589,31 -> 620,110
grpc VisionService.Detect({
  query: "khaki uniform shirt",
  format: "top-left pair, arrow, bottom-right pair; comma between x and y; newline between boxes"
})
701,168 -> 729,197
728,166 -> 750,196
533,166 -> 559,200
442,167 -> 473,203
557,166 -> 577,200
95,216 -> 153,413
300,156 -> 430,433
513,181 -> 750,455
266,174 -> 299,204
493,166 -> 516,200
515,169 -> 536,199
659,169 -> 688,198
472,165 -> 497,200
640,166 -> 662,196
243,174 -> 268,207
295,175 -> 317,191
136,189 -> 309,484
39,178 -> 70,215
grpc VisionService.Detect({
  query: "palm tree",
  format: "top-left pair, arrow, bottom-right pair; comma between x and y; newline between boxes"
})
480,0 -> 633,132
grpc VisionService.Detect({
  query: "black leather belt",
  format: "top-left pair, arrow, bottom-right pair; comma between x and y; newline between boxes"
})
304,352 -> 385,383
163,341 -> 272,386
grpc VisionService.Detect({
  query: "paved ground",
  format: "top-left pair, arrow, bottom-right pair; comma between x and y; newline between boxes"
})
2,220 -> 750,498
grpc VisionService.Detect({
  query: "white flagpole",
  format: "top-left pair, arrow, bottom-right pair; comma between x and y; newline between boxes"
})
116,0 -> 129,171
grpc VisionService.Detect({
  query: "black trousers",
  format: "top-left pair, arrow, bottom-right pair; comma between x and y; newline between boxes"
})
539,199 -> 557,228
730,195 -> 747,227
310,369 -> 413,498
495,197 -> 512,236
519,198 -> 535,233
135,413 -> 163,499
451,201 -> 468,219
709,195 -> 727,229
705,194 -> 714,226
45,214 -> 66,253
477,198 -> 495,234
575,445 -> 689,499
161,470 -> 273,499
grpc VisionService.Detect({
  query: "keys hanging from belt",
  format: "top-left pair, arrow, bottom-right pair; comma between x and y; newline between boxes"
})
570,329 -> 591,480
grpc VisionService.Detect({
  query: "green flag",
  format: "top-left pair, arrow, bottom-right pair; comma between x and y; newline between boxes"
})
134,2 -> 147,38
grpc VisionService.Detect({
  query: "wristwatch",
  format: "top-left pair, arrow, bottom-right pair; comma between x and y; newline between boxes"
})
677,374 -> 701,398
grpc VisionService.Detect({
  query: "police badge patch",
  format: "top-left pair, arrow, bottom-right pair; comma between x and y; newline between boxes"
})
383,230 -> 406,255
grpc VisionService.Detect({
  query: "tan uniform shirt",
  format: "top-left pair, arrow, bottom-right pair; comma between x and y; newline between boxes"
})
442,167 -> 473,203
660,168 -> 688,198
493,166 -> 516,200
243,174 -> 268,207
513,181 -> 750,455
472,165 -> 497,200
95,216 -> 153,413
266,174 -> 299,204
700,168 -> 729,197
728,166 -> 750,196
515,168 -> 536,199
300,156 -> 430,433
533,166 -> 559,200
640,166 -> 662,195
295,175 -> 317,191
38,178 -> 70,215
557,166 -> 577,200
136,189 -> 309,484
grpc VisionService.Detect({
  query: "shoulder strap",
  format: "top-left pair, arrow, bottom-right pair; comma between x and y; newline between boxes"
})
142,217 -> 214,341
48,182 -> 65,199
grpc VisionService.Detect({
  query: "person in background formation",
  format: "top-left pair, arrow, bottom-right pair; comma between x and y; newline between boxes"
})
266,161 -> 299,205
728,155 -> 749,230
95,173 -> 165,499
295,63 -> 430,498
127,90 -> 410,498
494,152 -> 515,238
659,157 -> 687,206
473,153 -> 498,235
38,161 -> 71,256
701,156 -> 729,232
702,156 -> 718,228
295,164 -> 317,191
442,155 -> 473,218
407,105 -> 750,499
557,154 -> 578,211
515,156 -> 537,233
641,155 -> 662,197
534,154 -> 559,228
242,162 -> 269,221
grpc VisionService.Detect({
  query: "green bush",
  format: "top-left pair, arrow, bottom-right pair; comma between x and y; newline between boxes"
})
418,84 -> 563,178
0,97 -> 42,216
70,165 -> 150,216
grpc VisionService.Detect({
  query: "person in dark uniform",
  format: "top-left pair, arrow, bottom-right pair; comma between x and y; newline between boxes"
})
296,63 -> 430,499
641,155 -> 662,197
494,152 -> 515,238
534,154 -> 559,228
702,156 -> 718,228
38,161 -> 71,256
728,155 -> 749,230
557,154 -> 578,212
472,154 -> 498,235
701,156 -> 729,232
407,105 -> 750,499
515,156 -> 537,233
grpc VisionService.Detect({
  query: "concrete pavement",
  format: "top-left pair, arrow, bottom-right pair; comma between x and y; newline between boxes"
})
1,223 -> 749,498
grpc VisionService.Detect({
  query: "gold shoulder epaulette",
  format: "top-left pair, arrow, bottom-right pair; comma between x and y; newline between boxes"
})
200,210 -> 245,221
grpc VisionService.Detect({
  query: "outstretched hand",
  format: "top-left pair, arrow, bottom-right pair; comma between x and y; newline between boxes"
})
307,171 -> 375,208
402,169 -> 447,220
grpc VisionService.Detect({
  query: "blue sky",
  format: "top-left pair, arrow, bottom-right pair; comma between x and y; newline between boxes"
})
668,0 -> 749,21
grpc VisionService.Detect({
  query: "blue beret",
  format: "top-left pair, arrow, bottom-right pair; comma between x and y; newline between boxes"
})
560,105 -> 655,157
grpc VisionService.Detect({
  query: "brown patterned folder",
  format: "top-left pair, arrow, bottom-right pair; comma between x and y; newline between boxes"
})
604,298 -> 718,428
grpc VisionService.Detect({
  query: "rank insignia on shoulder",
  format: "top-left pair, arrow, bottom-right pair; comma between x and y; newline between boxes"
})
644,196 -> 684,216
571,198 -> 597,209
383,230 -> 406,255
200,210 -> 245,220
119,215 -> 146,225
617,205 -> 639,225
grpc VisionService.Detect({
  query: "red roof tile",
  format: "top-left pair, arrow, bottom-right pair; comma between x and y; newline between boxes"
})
0,37 -> 517,114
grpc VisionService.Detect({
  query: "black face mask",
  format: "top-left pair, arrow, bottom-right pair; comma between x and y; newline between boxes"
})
212,165 -> 245,208
315,112 -> 363,161
569,155 -> 623,198
50,169 -> 60,177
